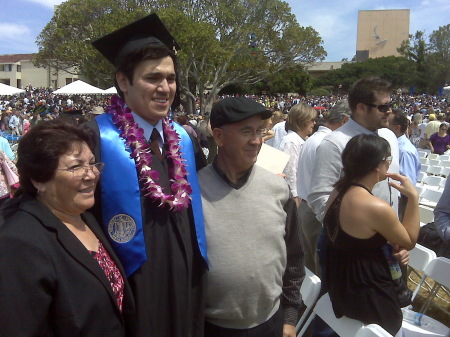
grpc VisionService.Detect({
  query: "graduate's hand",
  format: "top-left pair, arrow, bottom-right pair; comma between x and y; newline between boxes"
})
283,324 -> 296,337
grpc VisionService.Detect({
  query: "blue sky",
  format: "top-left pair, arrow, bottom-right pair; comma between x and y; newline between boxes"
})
0,0 -> 449,61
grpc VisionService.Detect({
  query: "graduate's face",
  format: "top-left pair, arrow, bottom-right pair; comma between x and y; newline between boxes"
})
117,56 -> 176,126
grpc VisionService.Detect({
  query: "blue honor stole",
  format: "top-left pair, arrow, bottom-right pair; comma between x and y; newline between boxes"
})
96,113 -> 208,277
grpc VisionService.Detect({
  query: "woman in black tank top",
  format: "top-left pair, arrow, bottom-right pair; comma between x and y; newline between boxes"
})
323,134 -> 420,336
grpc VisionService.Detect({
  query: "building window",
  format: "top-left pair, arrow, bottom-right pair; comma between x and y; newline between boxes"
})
0,64 -> 13,72
17,65 -> 21,72
17,79 -> 21,88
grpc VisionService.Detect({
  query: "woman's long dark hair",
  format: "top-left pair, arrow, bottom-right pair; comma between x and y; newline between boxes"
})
335,134 -> 390,191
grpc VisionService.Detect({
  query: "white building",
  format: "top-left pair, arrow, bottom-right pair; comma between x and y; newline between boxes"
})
0,54 -> 80,89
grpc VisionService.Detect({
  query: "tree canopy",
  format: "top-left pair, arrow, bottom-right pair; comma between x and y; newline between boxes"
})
34,0 -> 326,113
313,56 -> 416,92
397,24 -> 450,93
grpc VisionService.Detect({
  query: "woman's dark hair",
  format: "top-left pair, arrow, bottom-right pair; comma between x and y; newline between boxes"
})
114,45 -> 181,110
334,134 -> 390,191
17,119 -> 96,197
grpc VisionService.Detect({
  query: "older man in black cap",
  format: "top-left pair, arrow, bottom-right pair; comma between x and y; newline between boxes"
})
199,97 -> 304,337
88,14 -> 208,336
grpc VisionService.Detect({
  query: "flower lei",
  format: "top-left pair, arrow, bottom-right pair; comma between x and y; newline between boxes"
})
106,95 -> 192,211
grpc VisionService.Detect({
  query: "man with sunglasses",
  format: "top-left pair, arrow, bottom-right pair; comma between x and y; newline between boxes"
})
308,76 -> 399,222
307,77 -> 410,337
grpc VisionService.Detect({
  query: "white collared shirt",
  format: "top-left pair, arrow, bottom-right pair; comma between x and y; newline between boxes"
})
131,111 -> 164,152
297,125 -> 332,200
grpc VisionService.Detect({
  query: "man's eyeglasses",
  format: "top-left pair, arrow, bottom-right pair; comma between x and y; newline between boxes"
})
383,156 -> 393,165
57,162 -> 105,178
239,128 -> 267,138
365,103 -> 391,113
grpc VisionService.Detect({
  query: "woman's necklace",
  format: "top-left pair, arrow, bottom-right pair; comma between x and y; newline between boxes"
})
106,95 -> 192,211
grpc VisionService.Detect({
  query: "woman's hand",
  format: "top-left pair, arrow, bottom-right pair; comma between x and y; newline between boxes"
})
283,324 -> 296,337
392,244 -> 409,266
386,172 -> 418,200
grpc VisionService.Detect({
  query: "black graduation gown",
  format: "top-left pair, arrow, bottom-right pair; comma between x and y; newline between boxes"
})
86,120 -> 207,337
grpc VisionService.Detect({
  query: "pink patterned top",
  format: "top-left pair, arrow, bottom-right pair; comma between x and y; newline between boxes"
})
90,242 -> 124,311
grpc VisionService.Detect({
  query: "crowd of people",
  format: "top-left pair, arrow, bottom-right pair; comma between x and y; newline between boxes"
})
0,12 -> 449,337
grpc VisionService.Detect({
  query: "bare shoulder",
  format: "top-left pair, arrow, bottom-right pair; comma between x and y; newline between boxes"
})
362,195 -> 399,229
341,188 -> 397,224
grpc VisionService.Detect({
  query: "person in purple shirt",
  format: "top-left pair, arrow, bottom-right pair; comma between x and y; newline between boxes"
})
429,123 -> 450,155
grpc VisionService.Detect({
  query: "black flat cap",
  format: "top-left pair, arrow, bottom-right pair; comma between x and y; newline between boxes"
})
92,13 -> 181,67
210,97 -> 272,129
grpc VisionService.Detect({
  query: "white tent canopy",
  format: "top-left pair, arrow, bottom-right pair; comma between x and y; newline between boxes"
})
53,80 -> 105,95
444,85 -> 450,96
0,83 -> 25,96
103,86 -> 118,94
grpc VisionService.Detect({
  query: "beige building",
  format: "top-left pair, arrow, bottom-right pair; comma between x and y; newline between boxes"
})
356,9 -> 410,61
0,54 -> 79,89
307,61 -> 349,78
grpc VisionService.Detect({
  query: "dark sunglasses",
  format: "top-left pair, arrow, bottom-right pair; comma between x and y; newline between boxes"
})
364,103 -> 391,113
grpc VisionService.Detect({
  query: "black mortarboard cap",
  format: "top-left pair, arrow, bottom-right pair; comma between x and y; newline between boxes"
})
92,13 -> 181,67
210,97 -> 272,129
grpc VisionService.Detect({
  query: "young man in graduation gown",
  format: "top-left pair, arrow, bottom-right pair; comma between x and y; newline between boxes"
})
87,14 -> 208,337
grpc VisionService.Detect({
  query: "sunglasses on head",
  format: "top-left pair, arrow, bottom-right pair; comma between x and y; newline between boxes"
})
364,103 -> 391,113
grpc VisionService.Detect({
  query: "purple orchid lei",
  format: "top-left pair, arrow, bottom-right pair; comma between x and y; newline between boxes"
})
106,95 -> 192,211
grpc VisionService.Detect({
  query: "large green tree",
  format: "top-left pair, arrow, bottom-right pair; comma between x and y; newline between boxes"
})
427,24 -> 450,92
397,25 -> 450,93
313,56 -> 416,93
34,0 -> 326,113
34,0 -> 147,87
397,30 -> 429,93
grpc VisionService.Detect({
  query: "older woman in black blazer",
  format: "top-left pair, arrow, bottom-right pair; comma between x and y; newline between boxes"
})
0,120 -> 135,336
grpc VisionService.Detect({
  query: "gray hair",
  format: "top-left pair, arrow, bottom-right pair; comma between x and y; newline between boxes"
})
328,100 -> 350,124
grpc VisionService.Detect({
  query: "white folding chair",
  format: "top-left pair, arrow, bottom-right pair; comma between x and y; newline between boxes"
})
426,166 -> 442,176
441,167 -> 450,178
420,164 -> 429,174
418,151 -> 428,158
420,257 -> 450,310
428,153 -> 440,160
402,257 -> 450,337
414,185 -> 424,198
419,157 -> 428,165
355,324 -> 392,337
428,159 -> 440,167
295,268 -> 322,334
419,189 -> 443,208
422,176 -> 445,190
298,293 -> 364,337
416,172 -> 426,184
439,155 -> 449,161
407,244 -> 437,301
440,160 -> 450,168
418,205 -> 434,226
